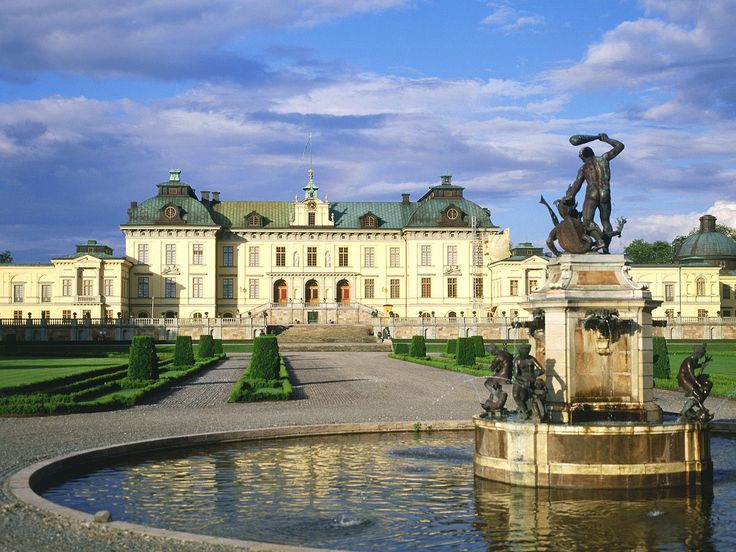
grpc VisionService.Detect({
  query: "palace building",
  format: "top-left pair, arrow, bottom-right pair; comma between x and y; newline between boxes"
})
2,169 -> 736,328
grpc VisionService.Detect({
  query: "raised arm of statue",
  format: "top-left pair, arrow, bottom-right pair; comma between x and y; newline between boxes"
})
566,167 -> 585,200
599,133 -> 624,161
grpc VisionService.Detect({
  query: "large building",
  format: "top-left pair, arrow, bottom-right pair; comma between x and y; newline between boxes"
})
2,170 -> 736,326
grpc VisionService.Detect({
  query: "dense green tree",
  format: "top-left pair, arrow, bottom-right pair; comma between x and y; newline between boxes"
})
0,251 -> 12,264
624,240 -> 675,264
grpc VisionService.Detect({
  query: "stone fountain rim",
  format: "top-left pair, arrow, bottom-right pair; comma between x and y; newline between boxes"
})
9,420 -> 475,552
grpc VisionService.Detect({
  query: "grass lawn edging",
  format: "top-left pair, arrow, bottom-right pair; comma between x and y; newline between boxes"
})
388,353 -> 488,377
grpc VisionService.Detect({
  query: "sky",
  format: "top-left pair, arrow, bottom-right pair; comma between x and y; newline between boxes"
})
1,0 -> 735,262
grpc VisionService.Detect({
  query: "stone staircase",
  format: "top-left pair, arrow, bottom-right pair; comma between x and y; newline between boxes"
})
276,324 -> 391,352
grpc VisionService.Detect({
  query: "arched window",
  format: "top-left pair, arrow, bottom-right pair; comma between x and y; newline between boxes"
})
221,312 -> 234,319
696,277 -> 706,297
192,312 -> 202,319
447,311 -> 457,323
421,312 -> 431,319
137,311 -> 149,318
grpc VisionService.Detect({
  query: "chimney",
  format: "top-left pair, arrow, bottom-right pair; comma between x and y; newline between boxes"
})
130,201 -> 137,210
212,191 -> 220,202
402,193 -> 411,205
201,191 -> 210,201
441,175 -> 452,186
169,169 -> 181,182
700,214 -> 716,233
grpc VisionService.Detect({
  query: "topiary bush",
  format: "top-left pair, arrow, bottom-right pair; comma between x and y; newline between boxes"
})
653,336 -> 670,379
127,336 -> 159,381
213,339 -> 224,356
249,335 -> 280,380
471,335 -> 486,357
456,337 -> 476,366
393,342 -> 410,355
446,339 -> 457,355
409,335 -> 427,358
197,334 -> 215,359
173,335 -> 195,366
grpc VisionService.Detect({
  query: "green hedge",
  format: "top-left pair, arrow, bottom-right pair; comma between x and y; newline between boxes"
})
409,335 -> 427,358
471,335 -> 486,358
456,337 -> 476,366
127,336 -> 159,381
213,339 -> 224,357
197,335 -> 215,359
1,334 -> 17,356
653,336 -> 671,379
249,335 -> 280,380
174,335 -> 195,366
446,339 -> 457,355
230,358 -> 293,402
393,342 -> 410,355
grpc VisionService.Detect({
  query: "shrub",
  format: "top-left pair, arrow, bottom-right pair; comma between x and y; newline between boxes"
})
127,336 -> 159,381
173,336 -> 195,366
393,342 -> 410,355
1,334 -> 17,356
471,335 -> 486,357
653,336 -> 671,379
213,339 -> 224,356
456,337 -> 476,366
409,335 -> 427,358
197,334 -> 215,359
446,339 -> 457,355
249,335 -> 280,380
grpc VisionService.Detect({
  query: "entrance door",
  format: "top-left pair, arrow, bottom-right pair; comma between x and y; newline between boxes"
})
274,280 -> 288,304
305,279 -> 319,304
336,279 -> 350,303
307,311 -> 319,324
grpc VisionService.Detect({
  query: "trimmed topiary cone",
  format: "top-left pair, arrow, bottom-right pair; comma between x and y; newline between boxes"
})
197,334 -> 215,359
249,335 -> 280,380
471,335 -> 486,357
409,335 -> 427,358
456,337 -> 476,366
653,336 -> 671,379
128,336 -> 159,381
173,335 -> 195,366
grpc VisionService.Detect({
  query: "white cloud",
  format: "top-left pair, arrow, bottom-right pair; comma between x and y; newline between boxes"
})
481,3 -> 544,32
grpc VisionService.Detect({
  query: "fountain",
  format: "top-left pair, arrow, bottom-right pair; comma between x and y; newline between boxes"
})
474,133 -> 712,488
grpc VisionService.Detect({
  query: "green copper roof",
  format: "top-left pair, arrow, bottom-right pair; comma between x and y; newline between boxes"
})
677,231 -> 736,261
213,202 -> 294,228
126,195 -> 218,226
406,198 -> 493,227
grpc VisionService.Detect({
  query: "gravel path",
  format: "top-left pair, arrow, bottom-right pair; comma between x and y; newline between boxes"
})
1,352 -> 734,551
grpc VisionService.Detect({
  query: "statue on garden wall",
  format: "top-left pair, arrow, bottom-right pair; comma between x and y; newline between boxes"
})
678,344 -> 714,423
542,133 -> 627,256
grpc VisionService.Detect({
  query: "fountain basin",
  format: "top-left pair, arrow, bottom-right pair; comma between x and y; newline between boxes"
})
474,416 -> 712,488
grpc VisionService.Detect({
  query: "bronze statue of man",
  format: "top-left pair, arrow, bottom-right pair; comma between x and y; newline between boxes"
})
565,133 -> 625,253
481,344 -> 514,418
512,344 -> 546,421
677,344 -> 713,422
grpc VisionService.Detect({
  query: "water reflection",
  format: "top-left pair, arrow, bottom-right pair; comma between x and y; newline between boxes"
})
41,432 -> 731,551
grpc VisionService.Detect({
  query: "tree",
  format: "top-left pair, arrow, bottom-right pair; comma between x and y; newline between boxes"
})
624,240 -> 675,264
0,251 -> 12,264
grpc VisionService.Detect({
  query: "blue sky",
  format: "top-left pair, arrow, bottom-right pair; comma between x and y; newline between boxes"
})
1,0 -> 735,262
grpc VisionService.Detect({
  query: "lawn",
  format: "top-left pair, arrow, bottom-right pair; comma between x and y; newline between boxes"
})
0,357 -> 127,390
657,341 -> 736,398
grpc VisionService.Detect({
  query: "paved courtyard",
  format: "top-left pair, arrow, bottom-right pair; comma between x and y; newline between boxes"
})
1,352 -> 734,551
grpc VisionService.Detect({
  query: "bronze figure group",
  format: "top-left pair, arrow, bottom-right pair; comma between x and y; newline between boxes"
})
677,344 -> 714,423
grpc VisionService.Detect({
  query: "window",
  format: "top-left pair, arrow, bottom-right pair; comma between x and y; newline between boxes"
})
421,245 -> 432,266
421,277 -> 431,298
339,247 -> 349,267
696,277 -> 706,297
42,310 -> 50,320
510,279 -> 519,296
192,277 -> 203,298
192,244 -> 204,265
248,214 -> 260,227
364,279 -> 375,299
105,309 -> 113,320
249,278 -> 259,299
41,284 -> 52,302
138,311 -> 149,318
364,247 -> 375,267
13,284 -> 24,303
665,283 -> 675,302
223,245 -> 234,267
447,277 -> 457,298
62,310 -> 71,320
137,243 -> 149,265
446,245 -> 457,266
724,310 -> 732,317
472,243 -> 483,266
723,284 -> 731,300
165,243 -> 176,265
665,309 -> 674,318
62,279 -> 72,296
82,280 -> 94,296
474,277 -> 484,299
223,278 -> 233,299
364,215 -> 376,228
13,310 -> 23,320
137,277 -> 149,298
249,246 -> 260,267
697,308 -> 708,318
307,247 -> 317,267
165,277 -> 176,298
276,246 -> 286,267
390,279 -> 400,299
390,247 -> 400,268
104,279 -> 113,297
308,212 -> 316,226
192,312 -> 202,319
448,311 -> 457,322
528,279 -> 538,295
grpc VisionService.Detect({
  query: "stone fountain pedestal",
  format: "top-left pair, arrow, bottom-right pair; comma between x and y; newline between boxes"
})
474,254 -> 712,488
